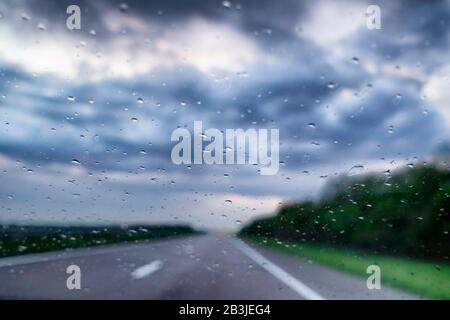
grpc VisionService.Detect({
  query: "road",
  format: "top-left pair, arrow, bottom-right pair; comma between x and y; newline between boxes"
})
0,235 -> 420,299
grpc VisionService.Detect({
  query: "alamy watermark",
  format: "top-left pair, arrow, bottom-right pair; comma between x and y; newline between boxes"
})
66,264 -> 81,290
66,5 -> 81,30
366,5 -> 381,30
366,265 -> 381,289
170,121 -> 279,175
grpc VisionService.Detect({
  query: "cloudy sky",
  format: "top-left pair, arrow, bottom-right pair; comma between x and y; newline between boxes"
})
1,0 -> 450,232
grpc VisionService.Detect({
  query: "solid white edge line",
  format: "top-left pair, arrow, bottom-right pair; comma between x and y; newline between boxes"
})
232,239 -> 325,300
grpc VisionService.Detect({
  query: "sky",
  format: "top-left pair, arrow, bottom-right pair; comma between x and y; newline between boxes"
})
1,0 -> 450,232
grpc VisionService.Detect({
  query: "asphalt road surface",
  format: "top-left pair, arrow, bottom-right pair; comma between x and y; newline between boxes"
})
0,235 -> 420,299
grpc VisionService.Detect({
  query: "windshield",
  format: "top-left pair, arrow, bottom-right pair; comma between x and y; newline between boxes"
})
0,0 -> 449,302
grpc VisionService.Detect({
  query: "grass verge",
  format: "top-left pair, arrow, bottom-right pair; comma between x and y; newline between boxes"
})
244,235 -> 450,300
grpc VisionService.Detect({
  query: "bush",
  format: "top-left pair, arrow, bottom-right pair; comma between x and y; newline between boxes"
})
240,164 -> 450,261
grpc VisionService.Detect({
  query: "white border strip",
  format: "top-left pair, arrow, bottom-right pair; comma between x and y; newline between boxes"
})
232,239 -> 325,300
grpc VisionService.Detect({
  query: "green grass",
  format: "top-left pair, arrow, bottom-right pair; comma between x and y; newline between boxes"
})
244,235 -> 450,300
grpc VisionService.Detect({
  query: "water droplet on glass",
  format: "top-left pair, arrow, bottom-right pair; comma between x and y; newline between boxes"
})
119,3 -> 129,13
131,117 -> 138,122
71,159 -> 81,165
224,199 -> 233,204
222,1 -> 232,9
348,165 -> 364,176
37,23 -> 46,31
67,95 -> 75,102
137,97 -> 144,104
352,57 -> 360,64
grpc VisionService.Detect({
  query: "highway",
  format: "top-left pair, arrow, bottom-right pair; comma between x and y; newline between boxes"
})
0,235 -> 420,299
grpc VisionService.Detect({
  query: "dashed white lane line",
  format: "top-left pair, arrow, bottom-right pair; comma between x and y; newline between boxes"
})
130,260 -> 164,279
232,239 -> 325,300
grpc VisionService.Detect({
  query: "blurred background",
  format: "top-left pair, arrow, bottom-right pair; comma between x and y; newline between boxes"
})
0,0 -> 449,299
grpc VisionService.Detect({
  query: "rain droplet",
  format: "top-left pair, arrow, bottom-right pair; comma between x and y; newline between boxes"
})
224,199 -> 233,204
21,13 -> 30,21
327,82 -> 336,89
137,97 -> 144,104
352,57 -> 360,64
348,165 -> 364,176
307,122 -> 316,128
71,159 -> 81,165
37,23 -> 46,31
222,1 -> 232,9
131,117 -> 138,122
119,3 -> 129,13
67,95 -> 75,102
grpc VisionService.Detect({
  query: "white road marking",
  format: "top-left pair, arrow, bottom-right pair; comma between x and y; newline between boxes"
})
0,245 -> 141,268
0,236 -> 200,268
232,239 -> 325,300
130,260 -> 163,279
